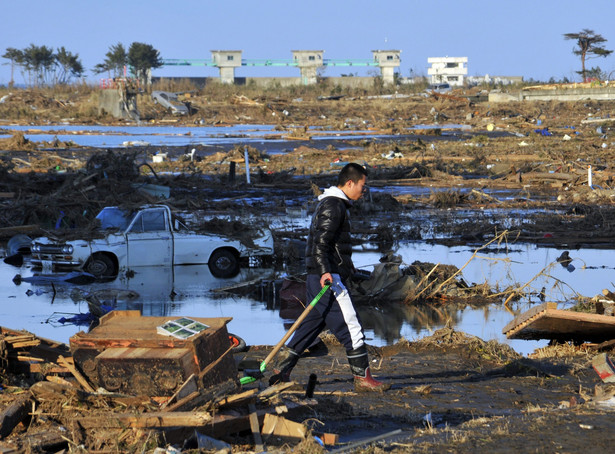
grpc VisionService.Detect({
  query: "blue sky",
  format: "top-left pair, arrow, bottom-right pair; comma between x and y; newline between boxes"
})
2,0 -> 615,85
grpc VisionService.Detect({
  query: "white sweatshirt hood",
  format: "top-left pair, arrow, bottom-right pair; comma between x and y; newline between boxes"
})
318,186 -> 349,201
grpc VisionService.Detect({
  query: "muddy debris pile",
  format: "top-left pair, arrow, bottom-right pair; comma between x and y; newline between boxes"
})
3,323 -> 615,453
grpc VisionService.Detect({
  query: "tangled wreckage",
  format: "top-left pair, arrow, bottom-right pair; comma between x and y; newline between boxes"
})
6,87 -> 615,450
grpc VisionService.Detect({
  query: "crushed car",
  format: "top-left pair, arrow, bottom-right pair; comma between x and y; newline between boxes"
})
30,204 -> 274,278
151,91 -> 190,115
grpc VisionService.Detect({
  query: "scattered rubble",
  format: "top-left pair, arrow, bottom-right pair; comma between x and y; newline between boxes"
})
2,86 -> 615,451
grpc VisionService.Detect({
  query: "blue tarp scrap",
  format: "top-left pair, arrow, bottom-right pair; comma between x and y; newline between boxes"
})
56,305 -> 113,325
20,271 -> 96,285
534,128 -> 552,136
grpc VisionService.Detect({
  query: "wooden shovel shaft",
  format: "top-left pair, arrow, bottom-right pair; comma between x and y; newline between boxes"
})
260,283 -> 330,372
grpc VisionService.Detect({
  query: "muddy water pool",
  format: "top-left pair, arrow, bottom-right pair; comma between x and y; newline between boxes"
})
0,241 -> 609,357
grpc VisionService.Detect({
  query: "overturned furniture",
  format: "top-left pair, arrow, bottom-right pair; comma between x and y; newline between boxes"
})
503,302 -> 615,343
70,310 -> 238,396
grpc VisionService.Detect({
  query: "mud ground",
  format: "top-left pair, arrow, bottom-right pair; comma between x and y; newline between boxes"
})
240,331 -> 615,454
2,330 -> 614,453
1,85 -> 615,452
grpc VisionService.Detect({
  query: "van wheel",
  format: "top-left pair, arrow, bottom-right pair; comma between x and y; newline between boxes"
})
85,254 -> 116,278
209,249 -> 239,278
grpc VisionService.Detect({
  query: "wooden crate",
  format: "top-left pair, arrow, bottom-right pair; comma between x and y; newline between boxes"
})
70,310 -> 238,396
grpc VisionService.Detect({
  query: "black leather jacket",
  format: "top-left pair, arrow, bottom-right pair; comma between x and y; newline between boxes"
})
306,193 -> 354,281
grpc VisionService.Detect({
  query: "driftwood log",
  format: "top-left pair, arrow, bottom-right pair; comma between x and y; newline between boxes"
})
0,393 -> 32,439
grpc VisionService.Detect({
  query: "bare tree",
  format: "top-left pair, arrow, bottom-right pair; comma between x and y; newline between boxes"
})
563,29 -> 613,82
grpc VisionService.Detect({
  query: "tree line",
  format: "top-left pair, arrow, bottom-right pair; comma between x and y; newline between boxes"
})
2,42 -> 162,87
2,30 -> 613,87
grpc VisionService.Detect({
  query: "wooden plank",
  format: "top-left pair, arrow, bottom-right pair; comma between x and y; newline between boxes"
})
248,403 -> 264,452
77,411 -> 212,429
215,388 -> 258,408
257,381 -> 299,399
45,375 -> 74,388
502,302 -> 557,334
57,356 -> 95,393
261,413 -> 307,443
161,379 -> 238,413
504,304 -> 615,342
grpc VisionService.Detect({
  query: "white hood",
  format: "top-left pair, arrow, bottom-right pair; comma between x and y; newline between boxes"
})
318,186 -> 348,201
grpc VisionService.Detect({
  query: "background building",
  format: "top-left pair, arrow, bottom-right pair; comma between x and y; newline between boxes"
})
427,57 -> 468,86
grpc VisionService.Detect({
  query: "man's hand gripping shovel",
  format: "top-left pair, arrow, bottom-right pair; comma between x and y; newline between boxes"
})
240,282 -> 331,385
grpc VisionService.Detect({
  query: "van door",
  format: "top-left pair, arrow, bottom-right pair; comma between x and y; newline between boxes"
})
125,208 -> 173,267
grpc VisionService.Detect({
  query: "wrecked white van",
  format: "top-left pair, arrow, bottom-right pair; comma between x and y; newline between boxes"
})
30,205 -> 274,279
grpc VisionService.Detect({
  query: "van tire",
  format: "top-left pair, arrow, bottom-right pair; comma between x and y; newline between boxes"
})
209,249 -> 239,278
85,253 -> 117,278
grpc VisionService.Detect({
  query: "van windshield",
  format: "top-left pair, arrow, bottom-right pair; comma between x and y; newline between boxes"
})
96,207 -> 135,231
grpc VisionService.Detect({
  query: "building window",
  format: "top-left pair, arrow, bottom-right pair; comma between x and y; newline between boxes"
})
446,62 -> 458,68
387,55 -> 394,61
448,76 -> 459,82
227,55 -> 234,61
308,55 -> 315,61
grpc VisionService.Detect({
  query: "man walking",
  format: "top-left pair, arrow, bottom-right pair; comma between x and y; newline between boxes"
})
271,163 -> 390,392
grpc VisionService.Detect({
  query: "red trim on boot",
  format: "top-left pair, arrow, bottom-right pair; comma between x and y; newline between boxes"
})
353,367 -> 391,392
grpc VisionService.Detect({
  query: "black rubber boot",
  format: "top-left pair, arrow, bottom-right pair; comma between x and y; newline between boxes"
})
268,346 -> 300,386
347,345 -> 391,392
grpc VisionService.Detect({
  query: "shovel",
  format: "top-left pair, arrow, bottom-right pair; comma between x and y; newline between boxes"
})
240,282 -> 331,385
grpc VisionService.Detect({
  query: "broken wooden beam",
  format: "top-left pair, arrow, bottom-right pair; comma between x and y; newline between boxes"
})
57,356 -> 95,393
248,402 -> 264,451
257,381 -> 299,400
77,411 -> 213,429
215,388 -> 259,408
161,378 -> 238,412
261,413 -> 306,443
0,393 -> 32,439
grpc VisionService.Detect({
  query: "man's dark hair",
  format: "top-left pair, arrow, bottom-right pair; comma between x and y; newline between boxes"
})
337,163 -> 368,187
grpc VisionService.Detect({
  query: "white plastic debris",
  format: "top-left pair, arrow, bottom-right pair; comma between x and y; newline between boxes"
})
422,412 -> 433,428
195,431 -> 232,451
382,150 -> 404,159
563,134 -> 571,141
152,152 -> 168,163
122,140 -> 150,147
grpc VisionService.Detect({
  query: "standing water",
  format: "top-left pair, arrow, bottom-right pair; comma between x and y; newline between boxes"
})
0,240 -> 607,357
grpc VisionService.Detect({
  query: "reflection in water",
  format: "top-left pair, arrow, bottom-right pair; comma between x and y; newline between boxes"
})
82,265 -> 276,316
357,302 -> 461,344
275,275 -> 463,346
6,240 -> 615,356
24,265 -> 276,320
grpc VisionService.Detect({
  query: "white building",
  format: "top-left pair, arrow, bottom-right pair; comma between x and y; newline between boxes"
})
427,57 -> 468,86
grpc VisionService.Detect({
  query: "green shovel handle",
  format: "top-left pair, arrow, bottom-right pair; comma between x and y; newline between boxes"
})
239,283 -> 331,385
